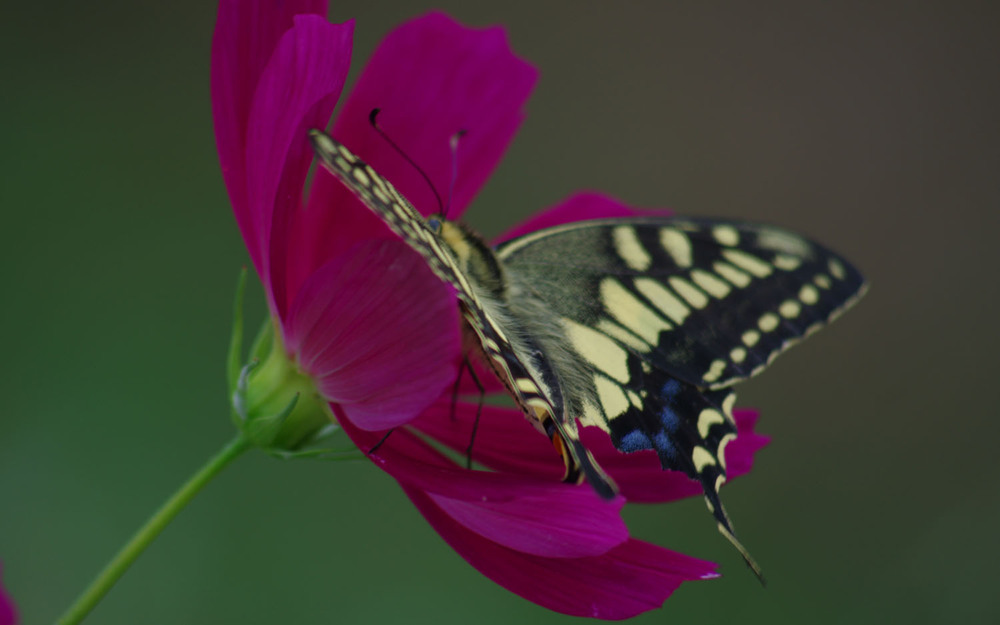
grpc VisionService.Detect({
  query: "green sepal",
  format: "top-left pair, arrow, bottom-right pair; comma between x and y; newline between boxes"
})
227,271 -> 336,453
236,363 -> 300,447
264,423 -> 365,461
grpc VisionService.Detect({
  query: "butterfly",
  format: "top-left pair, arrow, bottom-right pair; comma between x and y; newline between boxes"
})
309,129 -> 866,580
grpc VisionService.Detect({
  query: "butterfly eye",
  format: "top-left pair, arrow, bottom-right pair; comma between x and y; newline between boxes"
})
427,217 -> 442,233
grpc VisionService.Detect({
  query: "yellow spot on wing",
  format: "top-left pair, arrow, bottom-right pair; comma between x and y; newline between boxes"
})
596,319 -> 652,352
562,317 -> 630,383
634,278 -> 689,325
779,299 -> 801,319
372,187 -> 390,204
601,278 -> 674,343
703,358 -> 727,383
721,393 -> 736,421
668,276 -> 709,309
612,226 -> 652,271
515,378 -> 539,394
799,284 -> 820,305
757,227 -> 811,256
723,249 -> 773,278
712,225 -> 740,246
717,433 -> 737,470
594,374 -> 630,419
659,228 -> 693,267
627,389 -> 643,409
578,398 -> 606,429
730,346 -> 747,363
351,167 -> 371,187
697,408 -> 726,438
335,143 -> 355,162
758,312 -> 780,332
690,269 -> 732,299
829,258 -> 847,280
742,329 -> 761,347
692,446 -> 717,472
713,261 -> 752,287
773,254 -> 802,271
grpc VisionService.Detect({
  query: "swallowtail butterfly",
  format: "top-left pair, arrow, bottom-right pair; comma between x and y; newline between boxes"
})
310,129 -> 866,579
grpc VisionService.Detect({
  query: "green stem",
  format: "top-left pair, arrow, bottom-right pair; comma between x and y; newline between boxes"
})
55,434 -> 252,625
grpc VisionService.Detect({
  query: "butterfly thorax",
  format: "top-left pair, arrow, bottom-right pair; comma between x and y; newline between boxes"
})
435,218 -> 507,298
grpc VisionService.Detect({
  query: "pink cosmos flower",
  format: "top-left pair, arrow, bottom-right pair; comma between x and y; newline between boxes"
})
212,1 -> 768,618
213,0 -> 461,433
0,563 -> 16,625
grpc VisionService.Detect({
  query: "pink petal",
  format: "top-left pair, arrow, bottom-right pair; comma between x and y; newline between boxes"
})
0,563 -> 16,625
413,400 -> 768,504
428,491 -> 625,558
411,399 -> 566,480
299,11 -> 538,270
285,239 -> 460,430
722,409 -> 770,478
495,192 -> 671,244
243,15 -> 353,318
454,358 -> 507,395
340,415 -> 628,557
404,484 -> 718,619
211,0 -> 331,274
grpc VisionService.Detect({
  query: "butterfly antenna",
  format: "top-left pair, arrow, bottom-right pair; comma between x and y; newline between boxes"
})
368,108 -> 444,214
445,129 -> 468,220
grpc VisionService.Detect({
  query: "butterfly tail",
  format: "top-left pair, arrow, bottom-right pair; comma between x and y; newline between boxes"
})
701,467 -> 766,585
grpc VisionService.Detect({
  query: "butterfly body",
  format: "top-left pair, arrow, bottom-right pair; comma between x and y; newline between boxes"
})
309,129 -> 866,580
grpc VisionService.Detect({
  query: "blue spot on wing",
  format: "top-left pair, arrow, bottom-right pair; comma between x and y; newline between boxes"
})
661,379 -> 683,399
619,430 -> 652,453
653,431 -> 677,461
658,379 -> 684,436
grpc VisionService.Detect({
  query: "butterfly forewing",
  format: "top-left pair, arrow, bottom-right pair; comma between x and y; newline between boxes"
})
496,219 -> 867,390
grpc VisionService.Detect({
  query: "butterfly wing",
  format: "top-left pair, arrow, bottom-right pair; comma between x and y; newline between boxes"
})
497,219 -> 865,578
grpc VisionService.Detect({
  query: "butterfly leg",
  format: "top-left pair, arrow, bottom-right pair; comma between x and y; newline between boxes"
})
449,357 -> 467,422
367,429 -> 394,455
462,358 -> 485,469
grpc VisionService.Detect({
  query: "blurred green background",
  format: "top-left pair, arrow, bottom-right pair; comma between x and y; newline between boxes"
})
2,1 -> 998,623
